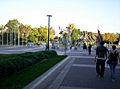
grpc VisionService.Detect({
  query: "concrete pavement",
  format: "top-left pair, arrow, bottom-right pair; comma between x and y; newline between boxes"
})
24,47 -> 120,89
2,46 -> 119,89
48,48 -> 120,89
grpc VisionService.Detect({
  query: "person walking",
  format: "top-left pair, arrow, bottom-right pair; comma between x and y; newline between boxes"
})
83,42 -> 87,51
107,45 -> 120,81
88,44 -> 92,55
95,41 -> 108,78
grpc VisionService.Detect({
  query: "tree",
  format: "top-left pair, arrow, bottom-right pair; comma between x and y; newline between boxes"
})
5,19 -> 20,46
102,33 -> 119,45
71,28 -> 80,41
19,24 -> 29,45
0,25 -> 3,45
66,23 -> 79,46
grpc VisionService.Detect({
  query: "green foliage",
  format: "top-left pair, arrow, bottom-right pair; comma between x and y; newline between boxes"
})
2,18 -> 120,46
0,54 -> 66,89
71,28 -> 80,40
0,25 -> 3,30
0,51 -> 58,78
5,19 -> 20,32
2,19 -> 56,45
67,23 -> 76,30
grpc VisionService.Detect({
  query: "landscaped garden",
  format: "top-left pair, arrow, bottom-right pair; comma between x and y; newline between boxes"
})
0,50 -> 67,89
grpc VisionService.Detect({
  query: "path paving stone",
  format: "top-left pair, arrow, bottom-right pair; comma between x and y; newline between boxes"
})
47,47 -> 120,89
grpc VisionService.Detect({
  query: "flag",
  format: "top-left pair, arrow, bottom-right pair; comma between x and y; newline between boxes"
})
59,26 -> 63,34
66,27 -> 72,36
84,33 -> 88,40
59,26 -> 62,32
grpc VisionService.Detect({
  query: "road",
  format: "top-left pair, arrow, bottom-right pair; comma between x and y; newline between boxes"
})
0,45 -> 120,55
0,45 -> 70,54
0,46 -> 46,54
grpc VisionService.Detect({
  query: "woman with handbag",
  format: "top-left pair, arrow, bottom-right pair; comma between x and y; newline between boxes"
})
107,45 -> 120,81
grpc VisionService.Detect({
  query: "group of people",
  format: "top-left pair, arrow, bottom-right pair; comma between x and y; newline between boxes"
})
95,41 -> 120,81
83,42 -> 92,55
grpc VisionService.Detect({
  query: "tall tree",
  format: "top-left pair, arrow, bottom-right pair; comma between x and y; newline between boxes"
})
5,19 -> 20,45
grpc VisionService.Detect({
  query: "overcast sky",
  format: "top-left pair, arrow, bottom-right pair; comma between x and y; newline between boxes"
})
0,0 -> 120,34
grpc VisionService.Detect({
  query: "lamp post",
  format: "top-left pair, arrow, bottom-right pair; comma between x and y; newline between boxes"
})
47,15 -> 52,51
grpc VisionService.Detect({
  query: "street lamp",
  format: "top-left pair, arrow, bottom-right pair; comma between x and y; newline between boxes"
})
47,15 -> 52,50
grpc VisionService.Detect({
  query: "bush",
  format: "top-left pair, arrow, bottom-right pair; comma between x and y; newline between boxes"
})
0,60 -> 16,77
0,50 -> 58,78
33,50 -> 57,59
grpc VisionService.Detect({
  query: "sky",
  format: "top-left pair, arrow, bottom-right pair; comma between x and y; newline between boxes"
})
0,0 -> 120,34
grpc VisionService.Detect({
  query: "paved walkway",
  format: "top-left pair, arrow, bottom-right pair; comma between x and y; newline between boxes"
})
22,46 -> 120,89
1,46 -> 120,89
47,48 -> 120,89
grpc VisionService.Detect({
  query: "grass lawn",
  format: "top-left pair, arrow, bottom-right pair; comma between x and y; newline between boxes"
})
0,55 -> 66,89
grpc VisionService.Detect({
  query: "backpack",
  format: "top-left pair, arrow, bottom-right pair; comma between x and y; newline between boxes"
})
109,50 -> 119,61
97,46 -> 108,58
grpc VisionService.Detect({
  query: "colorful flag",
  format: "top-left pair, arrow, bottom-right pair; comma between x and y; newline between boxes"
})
59,26 -> 62,31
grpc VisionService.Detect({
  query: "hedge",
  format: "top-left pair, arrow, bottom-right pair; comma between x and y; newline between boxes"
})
0,50 -> 58,78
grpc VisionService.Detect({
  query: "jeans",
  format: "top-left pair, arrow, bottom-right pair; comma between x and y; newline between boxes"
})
109,61 -> 117,79
96,59 -> 105,77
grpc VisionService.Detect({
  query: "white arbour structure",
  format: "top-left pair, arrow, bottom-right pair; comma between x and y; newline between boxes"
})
2,26 -> 4,46
17,24 -> 20,46
5,27 -> 9,46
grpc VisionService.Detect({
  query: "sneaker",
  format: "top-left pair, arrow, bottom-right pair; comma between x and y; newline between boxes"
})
96,73 -> 100,77
100,76 -> 104,78
112,79 -> 115,82
100,75 -> 104,78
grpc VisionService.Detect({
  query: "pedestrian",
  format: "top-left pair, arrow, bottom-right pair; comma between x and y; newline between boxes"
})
107,45 -> 120,81
95,41 -> 108,78
70,45 -> 72,49
88,44 -> 92,55
83,42 -> 87,51
45,43 -> 48,50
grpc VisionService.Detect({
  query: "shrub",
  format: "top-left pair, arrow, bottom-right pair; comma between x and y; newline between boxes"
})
0,60 -> 16,77
0,50 -> 58,78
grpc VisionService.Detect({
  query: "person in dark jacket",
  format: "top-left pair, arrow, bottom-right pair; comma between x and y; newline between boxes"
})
83,42 -> 87,51
88,44 -> 92,55
95,41 -> 108,78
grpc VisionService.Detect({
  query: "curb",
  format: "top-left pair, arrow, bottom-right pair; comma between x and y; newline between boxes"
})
48,57 -> 75,89
23,56 -> 71,89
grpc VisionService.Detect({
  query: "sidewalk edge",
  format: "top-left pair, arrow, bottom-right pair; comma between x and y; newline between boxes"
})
23,56 -> 71,89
